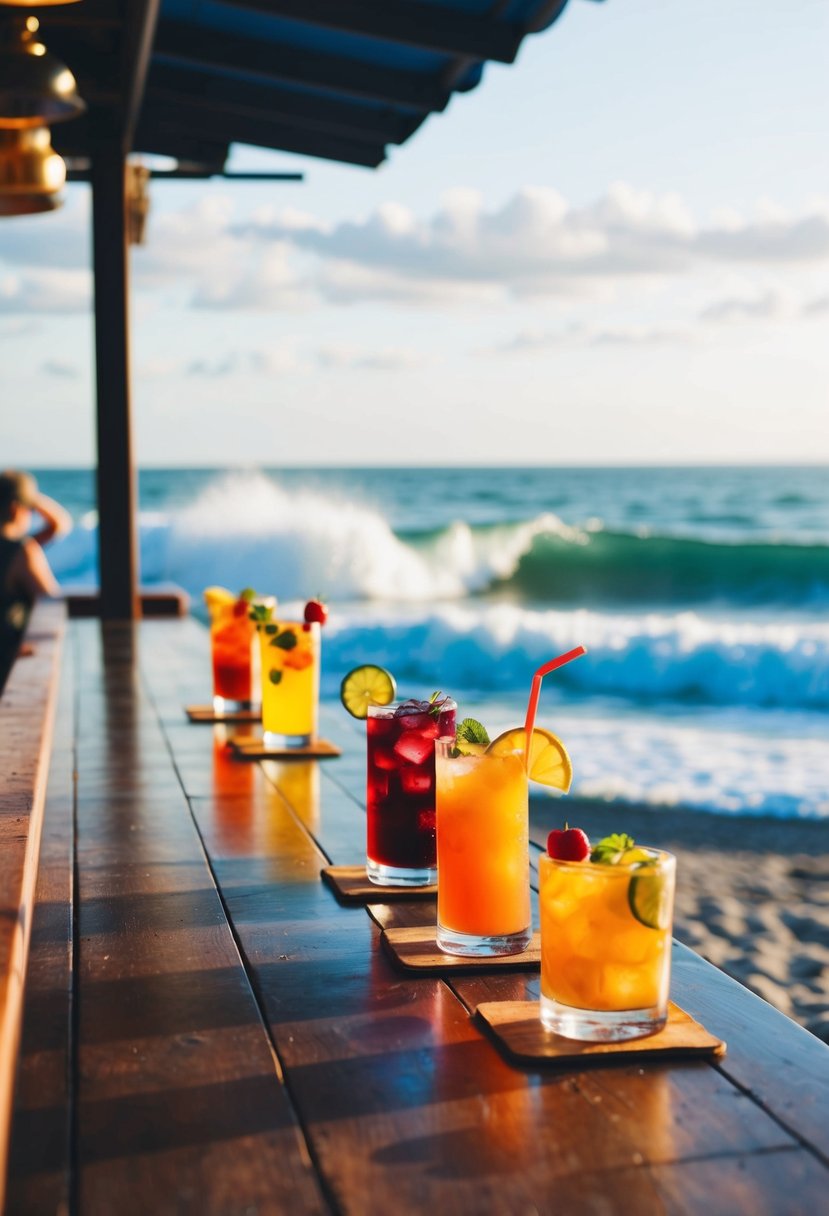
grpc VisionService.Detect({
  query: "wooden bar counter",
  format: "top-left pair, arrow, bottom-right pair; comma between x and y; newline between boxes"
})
6,617 -> 829,1214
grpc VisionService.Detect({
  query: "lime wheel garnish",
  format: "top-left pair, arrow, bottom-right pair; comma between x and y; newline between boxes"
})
340,665 -> 396,719
628,867 -> 670,930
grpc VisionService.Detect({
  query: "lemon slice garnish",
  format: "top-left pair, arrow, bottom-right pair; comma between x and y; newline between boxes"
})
203,585 -> 236,611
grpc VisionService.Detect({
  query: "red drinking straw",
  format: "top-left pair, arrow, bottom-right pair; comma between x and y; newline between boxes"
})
523,646 -> 587,761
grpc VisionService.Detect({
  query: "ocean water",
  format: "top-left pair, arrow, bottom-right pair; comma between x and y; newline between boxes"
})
35,465 -> 829,820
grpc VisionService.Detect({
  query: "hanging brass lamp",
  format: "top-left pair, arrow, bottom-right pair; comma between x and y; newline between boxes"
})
0,0 -> 81,7
0,15 -> 86,128
0,190 -> 61,215
0,126 -> 66,212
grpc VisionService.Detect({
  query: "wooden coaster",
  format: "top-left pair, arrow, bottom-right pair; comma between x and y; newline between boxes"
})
185,705 -> 260,724
382,925 -> 541,974
229,736 -> 341,760
321,865 -> 437,904
475,1000 -> 725,1067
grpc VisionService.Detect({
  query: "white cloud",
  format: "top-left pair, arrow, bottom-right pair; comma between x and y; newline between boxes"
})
0,267 -> 91,314
4,184 -> 828,319
137,345 -> 302,379
699,290 -> 790,324
238,183 -> 829,305
491,321 -> 694,354
0,190 -> 90,271
0,317 -> 40,338
315,343 -> 424,370
41,358 -> 82,379
135,341 -> 423,378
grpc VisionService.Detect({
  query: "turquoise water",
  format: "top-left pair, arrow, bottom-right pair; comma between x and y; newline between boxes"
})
35,465 -> 829,819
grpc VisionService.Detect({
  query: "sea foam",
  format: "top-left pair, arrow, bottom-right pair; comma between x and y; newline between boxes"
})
46,469 -> 829,609
318,603 -> 829,711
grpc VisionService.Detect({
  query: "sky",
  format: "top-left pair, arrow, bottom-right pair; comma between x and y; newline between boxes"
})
1,0 -> 828,467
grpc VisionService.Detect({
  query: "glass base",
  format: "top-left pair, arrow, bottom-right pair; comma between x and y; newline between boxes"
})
213,696 -> 255,714
436,922 -> 532,958
264,730 -> 312,749
366,857 -> 436,888
540,993 -> 667,1042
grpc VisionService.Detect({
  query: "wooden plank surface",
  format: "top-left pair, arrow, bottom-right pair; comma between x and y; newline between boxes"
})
0,599 -> 65,1210
12,615 -> 818,1214
69,621 -> 328,1215
7,636 -> 75,1215
134,618 -> 829,1213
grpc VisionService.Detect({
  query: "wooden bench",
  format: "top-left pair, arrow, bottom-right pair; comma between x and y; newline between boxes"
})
0,600 -> 65,1211
6,615 -> 829,1213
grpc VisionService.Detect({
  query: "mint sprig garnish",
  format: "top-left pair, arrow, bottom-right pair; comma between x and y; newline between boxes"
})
428,690 -> 451,717
249,602 -> 273,624
270,629 -> 297,650
239,587 -> 257,602
590,833 -> 635,865
456,718 -> 490,747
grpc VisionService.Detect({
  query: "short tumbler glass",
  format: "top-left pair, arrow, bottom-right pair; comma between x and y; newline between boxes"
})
539,848 -> 676,1042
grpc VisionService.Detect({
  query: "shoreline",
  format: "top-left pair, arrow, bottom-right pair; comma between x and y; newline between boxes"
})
530,797 -> 829,1044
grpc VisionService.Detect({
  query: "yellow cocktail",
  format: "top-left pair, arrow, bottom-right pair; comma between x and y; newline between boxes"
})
258,617 -> 320,747
435,739 -> 531,956
539,846 -> 675,1041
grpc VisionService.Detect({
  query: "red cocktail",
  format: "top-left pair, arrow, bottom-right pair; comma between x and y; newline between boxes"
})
205,588 -> 257,712
366,697 -> 456,887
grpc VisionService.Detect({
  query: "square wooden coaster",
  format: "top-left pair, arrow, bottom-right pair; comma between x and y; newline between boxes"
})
382,925 -> 541,974
229,736 -> 341,760
185,704 -> 261,723
321,865 -> 437,904
475,1000 -> 725,1067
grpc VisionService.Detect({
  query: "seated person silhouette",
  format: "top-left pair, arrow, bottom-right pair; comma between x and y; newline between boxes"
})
0,470 -> 71,692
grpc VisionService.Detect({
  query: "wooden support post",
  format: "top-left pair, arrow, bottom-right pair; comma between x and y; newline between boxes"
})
91,145 -> 139,620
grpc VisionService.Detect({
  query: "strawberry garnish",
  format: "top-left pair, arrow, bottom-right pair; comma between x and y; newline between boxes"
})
304,599 -> 328,626
547,825 -> 591,862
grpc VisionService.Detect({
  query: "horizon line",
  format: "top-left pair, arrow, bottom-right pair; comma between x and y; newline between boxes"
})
21,460 -> 829,472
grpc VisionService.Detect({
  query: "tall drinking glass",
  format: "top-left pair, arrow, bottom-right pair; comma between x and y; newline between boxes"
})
208,598 -> 256,713
435,740 -> 531,956
539,848 -> 676,1041
258,618 -> 320,748
366,699 -> 456,887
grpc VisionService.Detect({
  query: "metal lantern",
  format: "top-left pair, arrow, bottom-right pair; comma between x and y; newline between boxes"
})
0,0 -> 81,6
0,15 -> 86,128
0,189 -> 62,215
0,126 -> 65,214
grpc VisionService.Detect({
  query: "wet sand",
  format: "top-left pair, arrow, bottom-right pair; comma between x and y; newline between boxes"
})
530,798 -> 829,1044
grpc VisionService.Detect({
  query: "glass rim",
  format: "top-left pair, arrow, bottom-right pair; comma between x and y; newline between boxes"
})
258,616 -> 319,629
539,847 -> 676,873
434,736 -> 528,768
368,697 -> 457,717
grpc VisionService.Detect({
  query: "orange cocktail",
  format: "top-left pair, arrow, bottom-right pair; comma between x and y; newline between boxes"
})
539,847 -> 675,1041
435,739 -> 531,956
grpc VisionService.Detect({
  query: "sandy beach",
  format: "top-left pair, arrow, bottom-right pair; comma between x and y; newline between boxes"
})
531,798 -> 829,1045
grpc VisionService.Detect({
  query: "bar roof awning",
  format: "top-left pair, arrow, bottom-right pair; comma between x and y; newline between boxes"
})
43,0 -> 583,172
